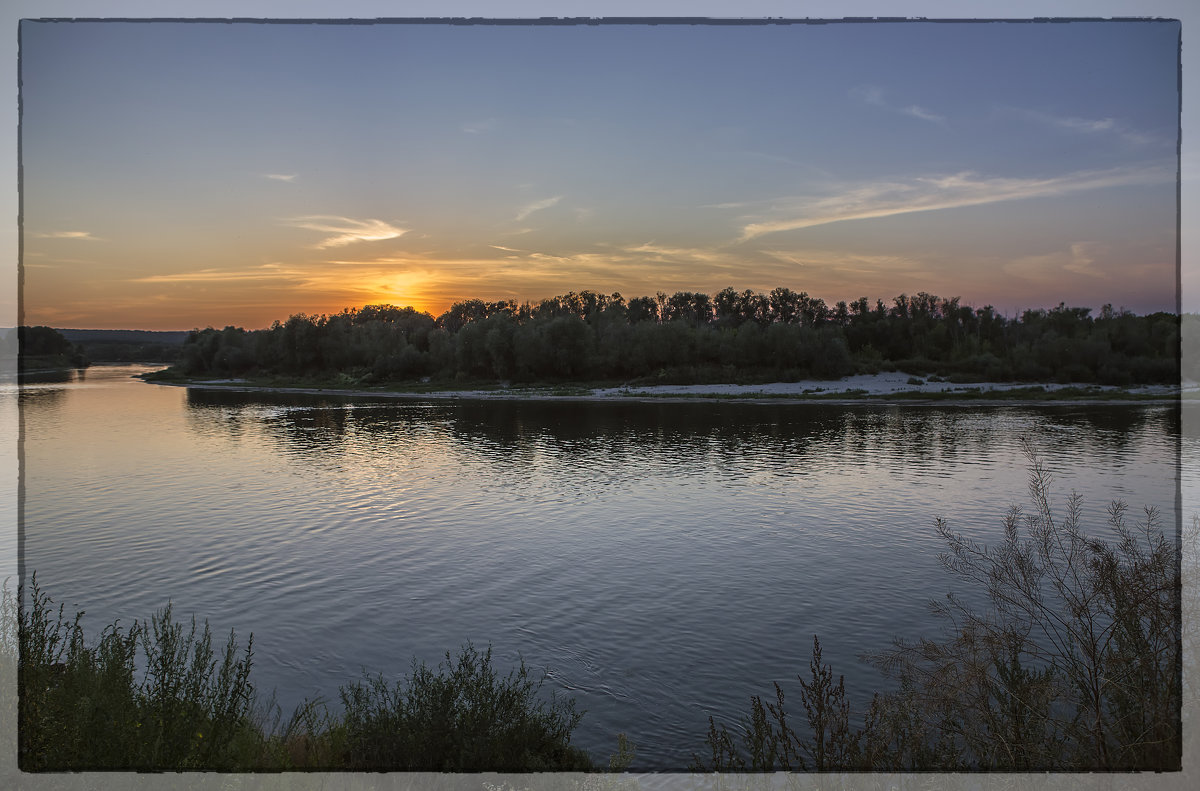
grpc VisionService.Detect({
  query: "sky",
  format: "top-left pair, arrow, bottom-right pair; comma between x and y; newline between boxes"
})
16,14 -> 1184,330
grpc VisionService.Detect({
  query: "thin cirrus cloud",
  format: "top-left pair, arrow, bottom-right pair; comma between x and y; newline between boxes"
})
758,248 -> 937,286
902,105 -> 946,124
851,84 -> 946,125
128,261 -> 440,318
1063,242 -> 1109,278
852,85 -> 886,107
130,261 -> 410,295
515,196 -> 563,222
1002,242 -> 1111,283
131,264 -> 303,284
264,173 -> 298,182
462,118 -> 498,134
285,215 -> 408,249
736,164 -> 1175,241
621,242 -> 731,266
1001,106 -> 1166,147
31,230 -> 101,240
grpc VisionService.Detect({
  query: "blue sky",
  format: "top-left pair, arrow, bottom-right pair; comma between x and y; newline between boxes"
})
15,12 -> 1184,329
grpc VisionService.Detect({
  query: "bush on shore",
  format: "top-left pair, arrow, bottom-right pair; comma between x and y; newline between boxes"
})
693,442 -> 1181,771
12,578 -> 594,772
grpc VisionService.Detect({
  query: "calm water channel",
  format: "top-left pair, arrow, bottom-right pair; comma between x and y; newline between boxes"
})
16,364 -> 1185,769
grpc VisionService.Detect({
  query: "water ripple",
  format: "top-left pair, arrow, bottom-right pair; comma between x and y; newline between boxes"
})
19,366 -> 1182,770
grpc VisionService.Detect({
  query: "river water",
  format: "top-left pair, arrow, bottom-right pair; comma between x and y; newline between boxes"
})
13,364 -> 1187,769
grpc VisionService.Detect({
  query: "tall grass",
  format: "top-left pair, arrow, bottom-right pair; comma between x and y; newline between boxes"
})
13,578 -> 595,771
17,577 -> 261,770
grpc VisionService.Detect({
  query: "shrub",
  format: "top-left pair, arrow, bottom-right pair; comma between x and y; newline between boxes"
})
336,642 -> 592,771
15,583 -> 595,772
18,577 -> 259,770
866,447 -> 1180,770
695,442 -> 1181,771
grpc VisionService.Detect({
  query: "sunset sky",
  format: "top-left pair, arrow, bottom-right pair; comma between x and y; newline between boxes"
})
19,16 -> 1181,330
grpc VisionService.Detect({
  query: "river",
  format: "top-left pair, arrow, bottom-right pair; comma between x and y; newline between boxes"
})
13,364 -> 1187,769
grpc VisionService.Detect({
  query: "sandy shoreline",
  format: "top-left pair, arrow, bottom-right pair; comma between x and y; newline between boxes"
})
157,371 -> 1188,406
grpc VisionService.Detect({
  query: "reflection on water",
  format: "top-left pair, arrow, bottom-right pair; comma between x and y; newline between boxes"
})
184,387 -> 1172,483
21,365 -> 1182,769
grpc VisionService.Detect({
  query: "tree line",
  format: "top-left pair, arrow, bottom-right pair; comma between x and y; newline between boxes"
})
8,326 -> 89,371
168,287 -> 1180,385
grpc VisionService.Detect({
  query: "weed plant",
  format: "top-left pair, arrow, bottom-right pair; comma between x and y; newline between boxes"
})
14,581 -> 594,771
17,578 -> 260,770
330,643 -> 591,771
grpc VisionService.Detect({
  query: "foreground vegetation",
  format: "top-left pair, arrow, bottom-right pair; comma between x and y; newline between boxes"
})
694,445 -> 1182,772
12,578 -> 595,772
165,289 -> 1179,388
9,450 -> 1185,772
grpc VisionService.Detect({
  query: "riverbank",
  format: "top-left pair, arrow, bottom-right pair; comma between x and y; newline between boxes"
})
146,370 -> 1188,405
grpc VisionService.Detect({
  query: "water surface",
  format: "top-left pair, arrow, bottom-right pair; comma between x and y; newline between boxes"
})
18,365 -> 1183,769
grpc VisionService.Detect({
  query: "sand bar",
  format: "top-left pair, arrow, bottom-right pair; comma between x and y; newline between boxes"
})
158,371 -> 1189,406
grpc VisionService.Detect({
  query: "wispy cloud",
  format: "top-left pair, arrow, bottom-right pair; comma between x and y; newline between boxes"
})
264,173 -> 298,182
515,195 -> 563,221
131,265 -> 296,284
1056,116 -> 1115,133
462,118 -> 498,134
285,215 -> 407,248
23,256 -> 97,266
622,242 -> 731,266
1003,106 -> 1167,147
128,260 -> 437,315
1063,242 -> 1108,278
741,248 -> 942,296
1002,242 -> 1111,283
851,85 -> 886,107
737,164 -> 1174,240
852,84 -> 946,125
902,105 -> 945,124
31,230 -> 101,240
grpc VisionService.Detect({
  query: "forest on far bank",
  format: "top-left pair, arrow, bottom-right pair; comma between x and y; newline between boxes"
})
156,288 -> 1181,386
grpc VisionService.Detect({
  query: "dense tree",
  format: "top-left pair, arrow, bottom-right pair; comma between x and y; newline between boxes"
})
626,295 -> 659,324
164,289 -> 1180,387
17,326 -> 88,369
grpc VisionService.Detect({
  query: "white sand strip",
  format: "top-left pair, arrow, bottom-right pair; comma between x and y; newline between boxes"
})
175,372 -> 1187,402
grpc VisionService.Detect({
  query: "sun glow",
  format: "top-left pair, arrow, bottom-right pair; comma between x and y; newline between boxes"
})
364,273 -> 438,315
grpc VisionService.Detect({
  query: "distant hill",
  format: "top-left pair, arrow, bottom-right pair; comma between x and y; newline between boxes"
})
56,328 -> 189,363
57,329 -> 190,345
